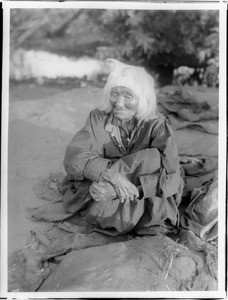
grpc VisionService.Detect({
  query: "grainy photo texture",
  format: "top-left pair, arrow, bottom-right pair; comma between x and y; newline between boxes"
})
4,5 -> 223,296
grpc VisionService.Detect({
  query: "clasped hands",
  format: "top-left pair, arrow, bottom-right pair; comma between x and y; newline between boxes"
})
90,169 -> 139,203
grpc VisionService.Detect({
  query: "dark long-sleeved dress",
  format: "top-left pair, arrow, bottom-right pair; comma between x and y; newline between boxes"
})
62,109 -> 183,235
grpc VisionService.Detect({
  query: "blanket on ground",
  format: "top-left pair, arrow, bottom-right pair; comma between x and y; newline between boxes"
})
181,178 -> 218,241
157,85 -> 218,157
158,84 -> 218,122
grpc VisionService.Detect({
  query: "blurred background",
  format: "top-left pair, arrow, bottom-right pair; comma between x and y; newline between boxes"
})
6,9 -> 221,293
10,9 -> 219,88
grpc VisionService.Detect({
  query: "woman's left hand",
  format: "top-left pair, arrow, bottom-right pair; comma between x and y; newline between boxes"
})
90,181 -> 117,202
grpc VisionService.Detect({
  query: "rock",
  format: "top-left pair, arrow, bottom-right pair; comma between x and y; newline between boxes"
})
39,236 -> 216,292
207,276 -> 218,291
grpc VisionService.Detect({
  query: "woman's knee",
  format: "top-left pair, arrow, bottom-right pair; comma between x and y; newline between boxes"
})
111,148 -> 161,178
129,148 -> 161,173
136,148 -> 160,160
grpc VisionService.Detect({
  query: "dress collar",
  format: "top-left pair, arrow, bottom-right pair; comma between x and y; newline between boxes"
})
104,112 -> 143,151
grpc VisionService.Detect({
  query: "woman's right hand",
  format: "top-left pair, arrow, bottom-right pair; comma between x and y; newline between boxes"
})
100,169 -> 139,203
90,180 -> 117,202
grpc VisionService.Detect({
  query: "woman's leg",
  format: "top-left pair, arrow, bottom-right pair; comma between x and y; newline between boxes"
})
81,148 -> 163,235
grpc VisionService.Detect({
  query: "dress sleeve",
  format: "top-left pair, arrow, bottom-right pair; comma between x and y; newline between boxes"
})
63,110 -> 111,182
140,117 -> 181,199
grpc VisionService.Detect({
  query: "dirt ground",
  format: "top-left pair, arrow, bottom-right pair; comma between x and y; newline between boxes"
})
8,82 -> 104,255
7,82 -> 219,293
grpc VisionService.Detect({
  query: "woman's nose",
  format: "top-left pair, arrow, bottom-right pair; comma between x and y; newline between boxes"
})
115,95 -> 125,107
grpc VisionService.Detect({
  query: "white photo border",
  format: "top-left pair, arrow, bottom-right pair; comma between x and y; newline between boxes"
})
1,1 -> 227,299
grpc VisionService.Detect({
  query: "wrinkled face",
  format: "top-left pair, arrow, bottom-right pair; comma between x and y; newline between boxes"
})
109,86 -> 139,121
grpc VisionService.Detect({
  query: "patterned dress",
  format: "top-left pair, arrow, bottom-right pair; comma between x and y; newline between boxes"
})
62,109 -> 183,235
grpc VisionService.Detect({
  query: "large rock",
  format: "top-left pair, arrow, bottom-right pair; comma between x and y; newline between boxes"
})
40,236 -> 217,292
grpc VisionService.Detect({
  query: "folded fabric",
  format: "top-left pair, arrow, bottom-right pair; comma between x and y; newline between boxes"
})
179,155 -> 218,176
177,107 -> 218,122
33,172 -> 68,201
181,178 -> 218,241
27,200 -> 73,222
157,86 -> 218,158
168,115 -> 218,135
160,101 -> 218,122
174,128 -> 218,157
158,85 -> 218,123
184,170 -> 217,193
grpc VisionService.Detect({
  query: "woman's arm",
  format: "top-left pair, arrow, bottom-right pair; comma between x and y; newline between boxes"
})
64,110 -> 111,182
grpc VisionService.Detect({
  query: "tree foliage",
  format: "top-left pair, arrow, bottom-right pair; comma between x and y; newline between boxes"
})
93,10 -> 218,67
10,9 -> 102,56
10,9 -> 219,85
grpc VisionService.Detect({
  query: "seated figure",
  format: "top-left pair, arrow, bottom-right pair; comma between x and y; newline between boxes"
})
62,59 -> 183,236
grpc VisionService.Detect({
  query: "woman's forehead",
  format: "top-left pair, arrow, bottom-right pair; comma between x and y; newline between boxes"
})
111,86 -> 135,94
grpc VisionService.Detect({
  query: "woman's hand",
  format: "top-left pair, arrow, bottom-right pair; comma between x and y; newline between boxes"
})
90,169 -> 139,203
90,181 -> 117,202
100,169 -> 139,203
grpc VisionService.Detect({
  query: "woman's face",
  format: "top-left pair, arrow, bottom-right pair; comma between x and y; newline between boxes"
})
109,86 -> 139,121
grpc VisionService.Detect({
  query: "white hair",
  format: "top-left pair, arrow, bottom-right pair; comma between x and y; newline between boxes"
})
99,59 -> 157,120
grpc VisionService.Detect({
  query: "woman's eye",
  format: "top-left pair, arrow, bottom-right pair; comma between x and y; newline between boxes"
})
124,94 -> 133,101
111,93 -> 119,98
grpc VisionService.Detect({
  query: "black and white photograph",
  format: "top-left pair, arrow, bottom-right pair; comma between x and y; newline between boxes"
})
1,1 -> 227,298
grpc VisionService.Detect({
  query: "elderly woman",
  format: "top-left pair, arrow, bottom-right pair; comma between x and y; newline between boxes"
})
62,59 -> 183,236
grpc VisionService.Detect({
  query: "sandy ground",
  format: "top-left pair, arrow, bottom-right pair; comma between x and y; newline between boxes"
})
8,82 -> 102,255
6,82 -> 219,293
